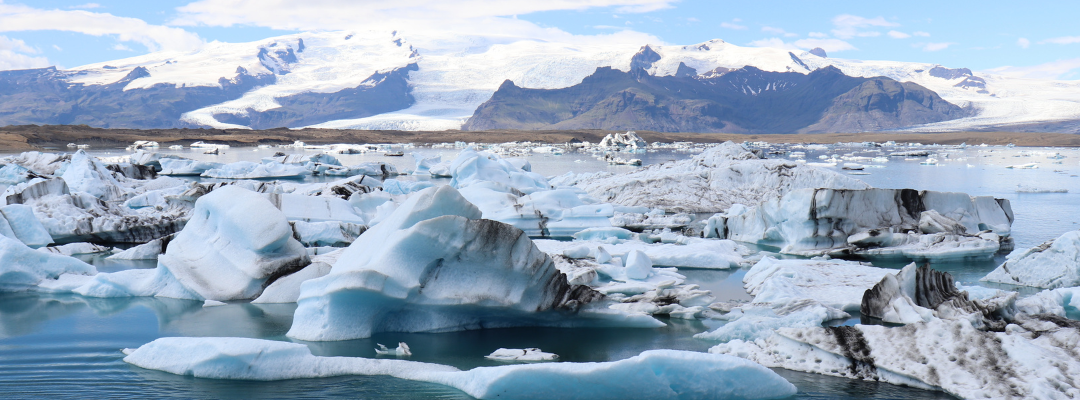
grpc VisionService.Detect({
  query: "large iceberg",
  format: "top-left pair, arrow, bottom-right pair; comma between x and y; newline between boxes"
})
983,230 -> 1080,288
718,187 -> 1013,257
288,186 -> 658,341
741,257 -> 893,312
202,161 -> 311,179
123,337 -> 797,400
553,142 -> 870,213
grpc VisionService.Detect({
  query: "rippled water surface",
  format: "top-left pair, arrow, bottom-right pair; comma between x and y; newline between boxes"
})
4,143 -> 1079,399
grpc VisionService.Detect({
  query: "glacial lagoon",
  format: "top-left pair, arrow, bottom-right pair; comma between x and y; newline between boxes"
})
2,142 -> 1078,399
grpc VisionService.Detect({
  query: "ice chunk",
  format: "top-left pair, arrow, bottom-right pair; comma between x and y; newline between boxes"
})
290,221 -> 366,247
156,186 -> 310,300
723,188 -> 1013,256
624,250 -> 653,280
264,193 -> 366,224
37,242 -> 111,256
572,227 -> 635,241
566,142 -> 869,213
202,161 -> 310,179
107,234 -> 174,260
535,238 -> 750,270
0,204 -> 53,248
123,337 -> 797,400
695,300 -> 849,342
983,230 -> 1080,288
381,179 -> 434,195
0,235 -> 96,291
158,158 -> 222,175
450,147 -> 549,194
61,149 -> 129,201
0,163 -> 32,185
252,262 -> 333,304
411,153 -> 440,175
288,186 -> 654,341
374,342 -> 412,357
742,257 -> 892,312
485,348 -> 558,362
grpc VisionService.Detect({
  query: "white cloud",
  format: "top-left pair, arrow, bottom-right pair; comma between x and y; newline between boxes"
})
0,4 -> 204,54
887,30 -> 910,39
912,31 -> 930,37
52,44 -> 62,51
921,42 -> 955,51
686,17 -> 698,22
68,3 -> 102,9
761,26 -> 797,37
830,14 -> 898,39
808,32 -> 828,38
0,35 -> 50,70
1018,37 -> 1030,49
173,0 -> 674,34
1043,36 -> 1080,45
720,21 -> 747,30
986,58 -> 1080,80
749,37 -> 856,53
112,43 -> 133,51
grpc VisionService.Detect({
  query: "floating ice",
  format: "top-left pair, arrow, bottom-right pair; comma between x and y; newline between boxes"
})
123,337 -> 797,400
742,257 -> 892,312
556,142 -> 869,213
202,161 -> 311,179
0,235 -> 96,291
374,342 -> 412,357
983,230 -> 1080,288
535,237 -> 750,270
288,186 -> 657,341
158,158 -> 222,176
485,348 -> 558,362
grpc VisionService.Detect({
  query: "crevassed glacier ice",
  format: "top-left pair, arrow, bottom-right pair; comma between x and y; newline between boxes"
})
554,142 -> 870,213
122,337 -> 797,400
983,230 -> 1080,288
288,186 -> 658,341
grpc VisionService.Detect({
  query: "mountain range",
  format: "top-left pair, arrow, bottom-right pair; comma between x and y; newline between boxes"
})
0,31 -> 1077,134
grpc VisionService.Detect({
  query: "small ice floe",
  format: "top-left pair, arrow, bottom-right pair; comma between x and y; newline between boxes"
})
374,342 -> 411,357
202,300 -> 227,307
485,348 -> 559,362
1006,163 -> 1038,169
919,157 -> 937,165
605,155 -> 642,166
1015,184 -> 1067,193
168,145 -> 183,150
841,163 -> 864,170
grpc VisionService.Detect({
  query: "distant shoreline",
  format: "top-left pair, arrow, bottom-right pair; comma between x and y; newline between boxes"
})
1,125 -> 1079,151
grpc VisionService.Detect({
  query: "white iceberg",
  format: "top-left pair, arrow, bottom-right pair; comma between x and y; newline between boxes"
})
742,257 -> 893,312
158,158 -> 222,176
374,342 -> 412,357
0,235 -> 96,291
555,142 -> 869,213
983,230 -> 1080,288
411,153 -> 441,175
535,237 -> 750,270
485,348 -> 558,362
122,337 -> 798,400
288,186 -> 658,341
202,161 -> 311,179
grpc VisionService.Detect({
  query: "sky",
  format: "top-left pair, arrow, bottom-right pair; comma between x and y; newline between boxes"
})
1,0 -> 1078,80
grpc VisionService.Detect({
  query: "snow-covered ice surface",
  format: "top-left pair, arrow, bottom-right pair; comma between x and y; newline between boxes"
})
123,337 -> 797,400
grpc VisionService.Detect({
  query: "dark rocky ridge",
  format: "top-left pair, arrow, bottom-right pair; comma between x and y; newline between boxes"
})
463,65 -> 966,134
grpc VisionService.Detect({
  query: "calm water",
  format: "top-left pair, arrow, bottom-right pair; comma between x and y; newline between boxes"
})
5,142 -> 1078,399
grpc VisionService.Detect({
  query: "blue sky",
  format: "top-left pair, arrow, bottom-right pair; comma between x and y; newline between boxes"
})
1,0 -> 1078,79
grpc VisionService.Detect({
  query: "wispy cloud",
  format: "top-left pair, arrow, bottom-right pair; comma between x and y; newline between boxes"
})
1018,37 -> 1030,49
761,26 -> 797,37
912,31 -> 930,37
887,30 -> 910,39
720,21 -> 746,30
1042,36 -> 1080,45
749,37 -> 856,53
830,14 -> 899,39
68,3 -> 102,9
808,32 -> 828,38
0,35 -> 50,70
920,42 -> 955,51
987,58 -> 1080,80
112,43 -> 133,51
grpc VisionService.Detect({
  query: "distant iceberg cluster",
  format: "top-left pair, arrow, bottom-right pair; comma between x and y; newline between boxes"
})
4,138 -> 1080,398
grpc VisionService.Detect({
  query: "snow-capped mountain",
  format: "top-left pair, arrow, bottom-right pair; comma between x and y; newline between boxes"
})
1,30 -> 1078,133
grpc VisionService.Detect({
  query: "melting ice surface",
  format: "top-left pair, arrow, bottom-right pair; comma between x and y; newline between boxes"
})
4,142 -> 1080,399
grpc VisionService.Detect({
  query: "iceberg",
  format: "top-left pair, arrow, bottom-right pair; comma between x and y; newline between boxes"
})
535,237 -> 750,270
742,257 -> 893,312
861,263 -> 1013,326
411,153 -> 441,175
0,235 -> 96,291
158,158 -> 222,176
252,261 -> 334,304
123,337 -> 797,400
60,149 -> 129,201
695,300 -> 850,343
485,348 -> 558,362
983,230 -> 1080,288
720,187 -> 1013,257
555,142 -> 869,213
374,342 -> 412,357
288,186 -> 657,341
711,316 -> 1080,400
202,161 -> 311,179
0,204 -> 53,248
598,131 -> 647,149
